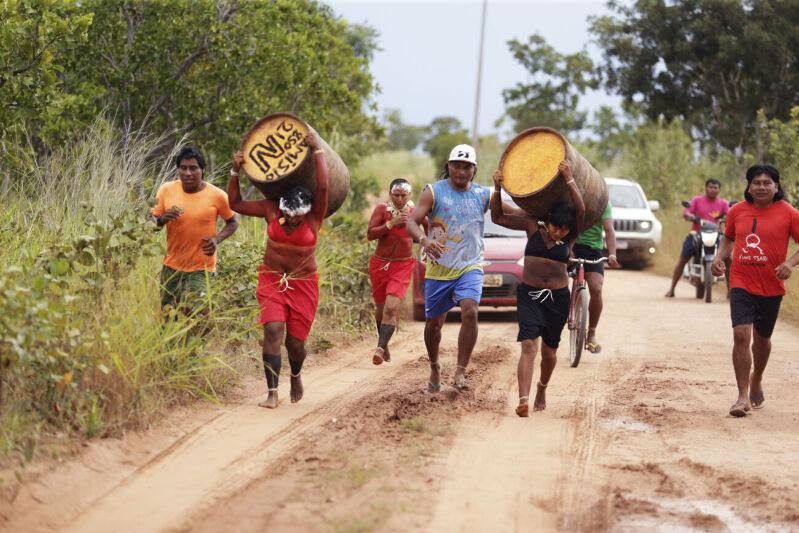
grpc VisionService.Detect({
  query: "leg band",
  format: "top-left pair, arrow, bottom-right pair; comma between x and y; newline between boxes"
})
263,353 -> 281,390
377,324 -> 396,350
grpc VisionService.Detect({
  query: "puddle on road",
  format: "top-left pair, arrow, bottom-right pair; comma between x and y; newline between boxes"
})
614,497 -> 792,533
599,417 -> 656,433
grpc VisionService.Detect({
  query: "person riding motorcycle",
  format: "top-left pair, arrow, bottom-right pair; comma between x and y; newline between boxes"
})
665,179 -> 730,298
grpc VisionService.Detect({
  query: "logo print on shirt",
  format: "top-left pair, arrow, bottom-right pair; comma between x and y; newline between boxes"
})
740,217 -> 768,263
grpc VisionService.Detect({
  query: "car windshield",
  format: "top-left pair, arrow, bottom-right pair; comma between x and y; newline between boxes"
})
608,183 -> 647,209
484,214 -> 526,238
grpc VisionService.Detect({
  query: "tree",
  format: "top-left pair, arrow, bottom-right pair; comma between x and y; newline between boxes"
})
383,109 -> 424,151
500,34 -> 598,135
423,116 -> 470,172
590,0 -> 799,152
0,0 -> 92,156
2,0 -> 382,173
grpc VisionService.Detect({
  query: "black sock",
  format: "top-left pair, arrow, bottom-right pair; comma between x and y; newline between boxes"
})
377,324 -> 396,350
263,353 -> 281,389
288,356 -> 304,377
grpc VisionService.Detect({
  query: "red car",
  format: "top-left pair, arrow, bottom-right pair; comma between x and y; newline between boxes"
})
412,212 -> 527,320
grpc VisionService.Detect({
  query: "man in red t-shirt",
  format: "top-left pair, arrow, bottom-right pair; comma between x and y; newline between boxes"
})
712,164 -> 799,417
666,179 -> 729,297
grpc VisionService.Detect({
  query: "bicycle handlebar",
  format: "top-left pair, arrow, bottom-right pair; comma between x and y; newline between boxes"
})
569,257 -> 609,265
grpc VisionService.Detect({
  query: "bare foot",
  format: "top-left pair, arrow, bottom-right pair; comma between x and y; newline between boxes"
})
453,367 -> 469,391
533,383 -> 547,411
516,397 -> 529,417
372,347 -> 384,365
290,375 -> 304,403
427,362 -> 441,393
258,390 -> 278,409
664,290 -> 675,298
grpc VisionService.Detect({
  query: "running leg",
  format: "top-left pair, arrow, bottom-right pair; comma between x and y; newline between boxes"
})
260,322 -> 285,409
534,343 -> 558,411
730,324 -> 753,415
286,334 -> 307,403
454,298 -> 478,390
516,339 -> 538,417
424,313 -> 446,391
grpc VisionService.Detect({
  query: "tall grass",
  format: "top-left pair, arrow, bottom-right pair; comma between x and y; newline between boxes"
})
0,121 -> 379,462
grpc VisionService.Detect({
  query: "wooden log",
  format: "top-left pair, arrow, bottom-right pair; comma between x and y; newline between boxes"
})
240,112 -> 350,217
499,127 -> 608,228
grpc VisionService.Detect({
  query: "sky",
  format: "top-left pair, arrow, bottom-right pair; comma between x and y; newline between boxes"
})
325,0 -> 623,139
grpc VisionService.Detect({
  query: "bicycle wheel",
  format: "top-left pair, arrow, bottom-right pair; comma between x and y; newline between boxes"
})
569,288 -> 589,367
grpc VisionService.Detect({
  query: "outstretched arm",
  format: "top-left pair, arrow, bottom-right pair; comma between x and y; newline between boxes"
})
307,132 -> 329,226
560,160 -> 586,232
228,151 -> 275,218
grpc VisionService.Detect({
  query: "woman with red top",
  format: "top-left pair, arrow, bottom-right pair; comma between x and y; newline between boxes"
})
228,132 -> 328,409
712,164 -> 799,417
367,178 -> 421,365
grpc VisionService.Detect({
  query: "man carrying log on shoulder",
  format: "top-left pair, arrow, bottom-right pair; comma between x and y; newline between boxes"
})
150,146 -> 238,313
406,145 -> 491,392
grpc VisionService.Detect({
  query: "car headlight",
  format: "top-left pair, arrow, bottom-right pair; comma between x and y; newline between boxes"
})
516,256 -> 525,267
638,220 -> 652,231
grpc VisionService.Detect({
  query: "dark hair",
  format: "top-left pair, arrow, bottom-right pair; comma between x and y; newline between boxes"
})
389,178 -> 411,190
546,202 -> 577,239
705,178 -> 721,187
438,161 -> 477,181
175,146 -> 205,169
279,186 -> 314,213
743,164 -> 784,203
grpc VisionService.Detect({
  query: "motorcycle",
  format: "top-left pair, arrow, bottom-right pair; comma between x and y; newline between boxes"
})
680,200 -> 726,303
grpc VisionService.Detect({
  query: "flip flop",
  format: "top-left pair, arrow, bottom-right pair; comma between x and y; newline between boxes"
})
729,400 -> 751,418
750,390 -> 765,410
585,340 -> 602,354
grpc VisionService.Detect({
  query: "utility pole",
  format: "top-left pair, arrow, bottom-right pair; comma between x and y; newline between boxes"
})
471,0 -> 488,148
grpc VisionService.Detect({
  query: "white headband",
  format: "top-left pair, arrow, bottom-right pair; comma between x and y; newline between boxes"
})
279,197 -> 312,217
391,182 -> 412,193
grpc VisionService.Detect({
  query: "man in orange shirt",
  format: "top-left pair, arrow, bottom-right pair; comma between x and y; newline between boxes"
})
151,147 -> 238,311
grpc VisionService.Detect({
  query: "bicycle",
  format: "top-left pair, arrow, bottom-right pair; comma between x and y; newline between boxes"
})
567,256 -> 609,368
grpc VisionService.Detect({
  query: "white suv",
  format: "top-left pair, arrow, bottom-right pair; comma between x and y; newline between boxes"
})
605,177 -> 662,268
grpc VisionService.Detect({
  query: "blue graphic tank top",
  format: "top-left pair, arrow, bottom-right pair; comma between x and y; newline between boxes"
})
425,179 -> 491,280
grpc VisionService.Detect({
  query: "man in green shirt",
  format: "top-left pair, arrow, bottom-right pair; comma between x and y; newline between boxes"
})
572,202 -> 620,353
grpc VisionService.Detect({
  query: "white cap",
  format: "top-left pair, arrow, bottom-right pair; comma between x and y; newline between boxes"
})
448,144 -> 477,165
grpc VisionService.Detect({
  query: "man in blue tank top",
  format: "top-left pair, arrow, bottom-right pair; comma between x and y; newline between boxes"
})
407,144 -> 491,392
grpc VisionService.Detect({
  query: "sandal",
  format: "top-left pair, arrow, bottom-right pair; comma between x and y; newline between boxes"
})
516,396 -> 529,418
749,390 -> 765,410
427,361 -> 441,393
585,329 -> 601,354
372,347 -> 385,366
729,400 -> 751,417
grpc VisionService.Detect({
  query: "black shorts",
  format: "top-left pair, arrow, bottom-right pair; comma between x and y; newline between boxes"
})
729,288 -> 782,338
680,234 -> 697,258
573,243 -> 605,275
516,284 -> 570,349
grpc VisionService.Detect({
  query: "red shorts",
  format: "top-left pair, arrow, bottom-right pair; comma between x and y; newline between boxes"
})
369,256 -> 415,305
256,267 -> 319,341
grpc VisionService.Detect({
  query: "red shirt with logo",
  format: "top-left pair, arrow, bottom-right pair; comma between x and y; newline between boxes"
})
725,200 -> 799,296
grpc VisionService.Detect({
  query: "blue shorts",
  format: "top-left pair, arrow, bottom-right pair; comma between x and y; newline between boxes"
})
424,269 -> 483,319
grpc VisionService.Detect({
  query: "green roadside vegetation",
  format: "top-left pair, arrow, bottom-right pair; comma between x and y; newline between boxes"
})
2,0 -> 799,469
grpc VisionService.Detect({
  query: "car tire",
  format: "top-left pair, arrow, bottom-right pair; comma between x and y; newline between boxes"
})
412,303 -> 426,321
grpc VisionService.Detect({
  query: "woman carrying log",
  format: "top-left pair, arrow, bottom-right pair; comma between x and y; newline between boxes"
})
490,161 -> 585,417
366,178 -> 424,365
228,132 -> 328,409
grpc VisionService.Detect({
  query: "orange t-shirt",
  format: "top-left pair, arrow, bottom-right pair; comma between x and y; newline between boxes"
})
725,200 -> 799,296
151,180 -> 235,272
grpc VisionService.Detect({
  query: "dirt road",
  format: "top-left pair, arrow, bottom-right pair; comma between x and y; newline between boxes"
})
3,270 -> 799,532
